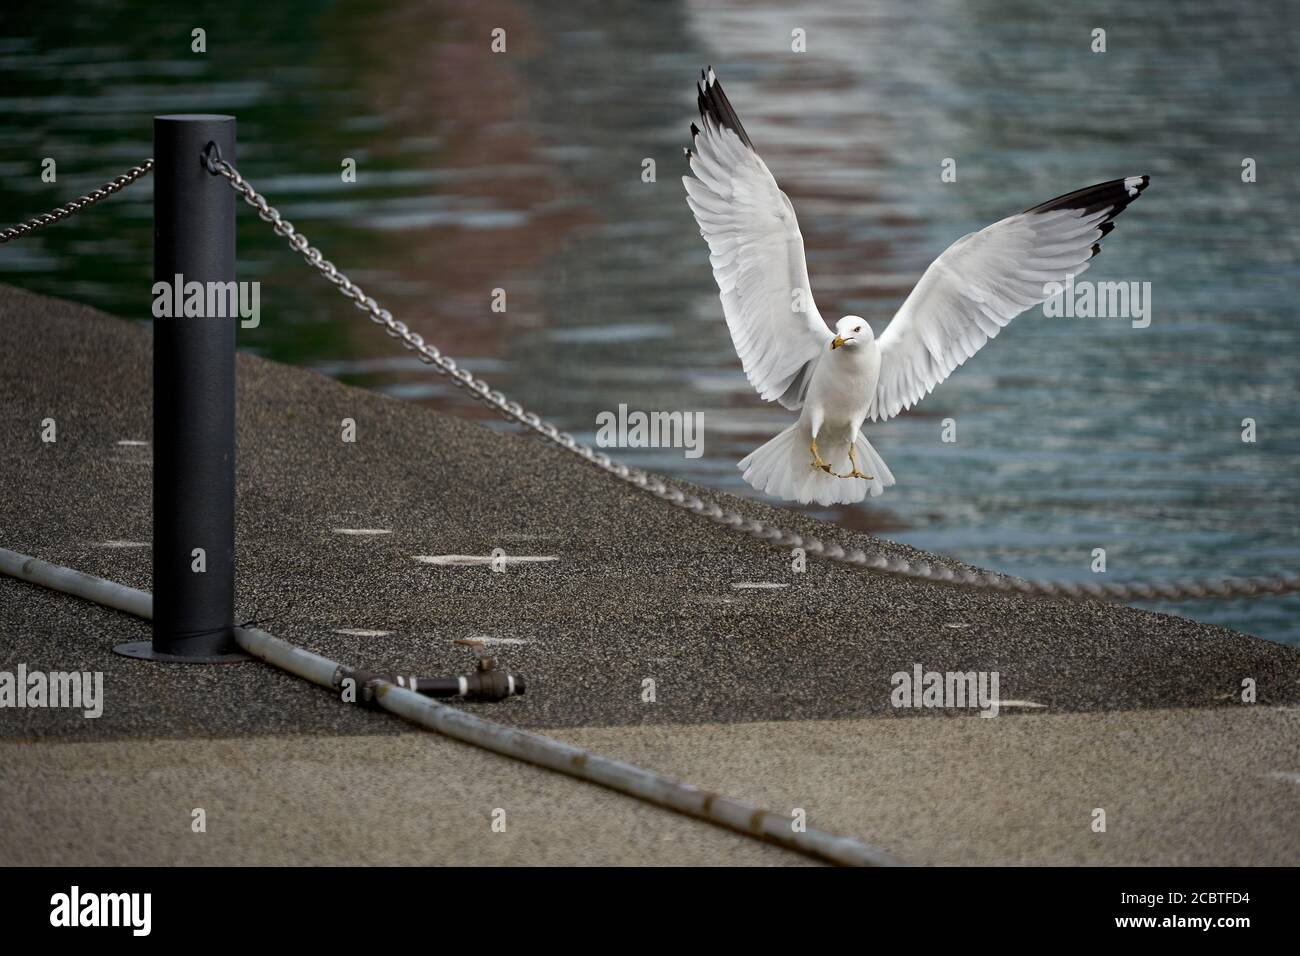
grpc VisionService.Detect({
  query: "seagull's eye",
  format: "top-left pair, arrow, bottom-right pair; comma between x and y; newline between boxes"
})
856,326 -> 863,333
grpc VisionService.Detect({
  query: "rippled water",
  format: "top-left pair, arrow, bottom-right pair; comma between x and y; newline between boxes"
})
2,0 -> 1297,643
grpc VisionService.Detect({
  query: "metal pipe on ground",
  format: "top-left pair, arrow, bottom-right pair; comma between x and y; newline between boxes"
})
0,549 -> 151,619
0,547 -> 899,867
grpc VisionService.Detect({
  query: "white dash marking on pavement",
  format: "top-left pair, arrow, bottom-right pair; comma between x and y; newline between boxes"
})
944,623 -> 972,629
95,540 -> 149,549
333,628 -> 394,637
990,700 -> 1047,710
731,582 -> 789,590
334,529 -> 393,536
116,440 -> 148,446
689,594 -> 739,605
461,636 -> 530,645
1268,771 -> 1300,785
413,555 -> 558,566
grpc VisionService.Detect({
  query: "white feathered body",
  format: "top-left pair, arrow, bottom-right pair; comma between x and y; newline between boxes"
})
739,341 -> 895,506
803,340 -> 879,442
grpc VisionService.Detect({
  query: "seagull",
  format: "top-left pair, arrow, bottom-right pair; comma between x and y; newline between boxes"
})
682,67 -> 1149,506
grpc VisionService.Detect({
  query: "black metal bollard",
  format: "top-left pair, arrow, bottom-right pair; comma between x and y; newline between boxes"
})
115,114 -> 243,663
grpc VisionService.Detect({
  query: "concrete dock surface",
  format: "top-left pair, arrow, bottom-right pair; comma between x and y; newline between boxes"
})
1,283 -> 1297,865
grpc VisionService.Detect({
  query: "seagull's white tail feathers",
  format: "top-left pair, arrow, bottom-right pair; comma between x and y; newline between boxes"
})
738,425 -> 894,506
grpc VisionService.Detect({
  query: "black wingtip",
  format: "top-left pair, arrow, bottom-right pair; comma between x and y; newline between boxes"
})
1027,176 -> 1150,259
1024,176 -> 1151,218
691,66 -> 755,151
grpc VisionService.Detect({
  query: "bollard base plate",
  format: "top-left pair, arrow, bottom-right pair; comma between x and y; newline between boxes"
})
113,641 -> 250,664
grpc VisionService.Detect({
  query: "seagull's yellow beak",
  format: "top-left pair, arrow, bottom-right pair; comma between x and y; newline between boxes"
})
830,335 -> 846,351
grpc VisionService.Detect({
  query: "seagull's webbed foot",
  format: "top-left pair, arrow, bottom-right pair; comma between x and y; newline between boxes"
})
808,439 -> 834,474
834,444 -> 874,481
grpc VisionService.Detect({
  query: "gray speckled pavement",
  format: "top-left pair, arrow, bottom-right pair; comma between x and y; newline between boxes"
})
6,708 -> 1295,866
1,282 -> 1297,865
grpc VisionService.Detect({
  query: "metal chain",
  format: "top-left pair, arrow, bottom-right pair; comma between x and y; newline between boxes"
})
0,160 -> 154,243
207,154 -> 1298,603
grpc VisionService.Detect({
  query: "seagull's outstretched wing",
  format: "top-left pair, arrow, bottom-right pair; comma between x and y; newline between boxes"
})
683,67 -> 833,409
871,176 -> 1150,422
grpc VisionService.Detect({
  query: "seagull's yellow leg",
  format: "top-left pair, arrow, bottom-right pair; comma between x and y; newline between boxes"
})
809,438 -> 833,474
836,443 -> 874,481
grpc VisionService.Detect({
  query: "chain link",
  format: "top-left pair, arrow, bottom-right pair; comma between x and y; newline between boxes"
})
0,160 -> 154,243
206,155 -> 1298,603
